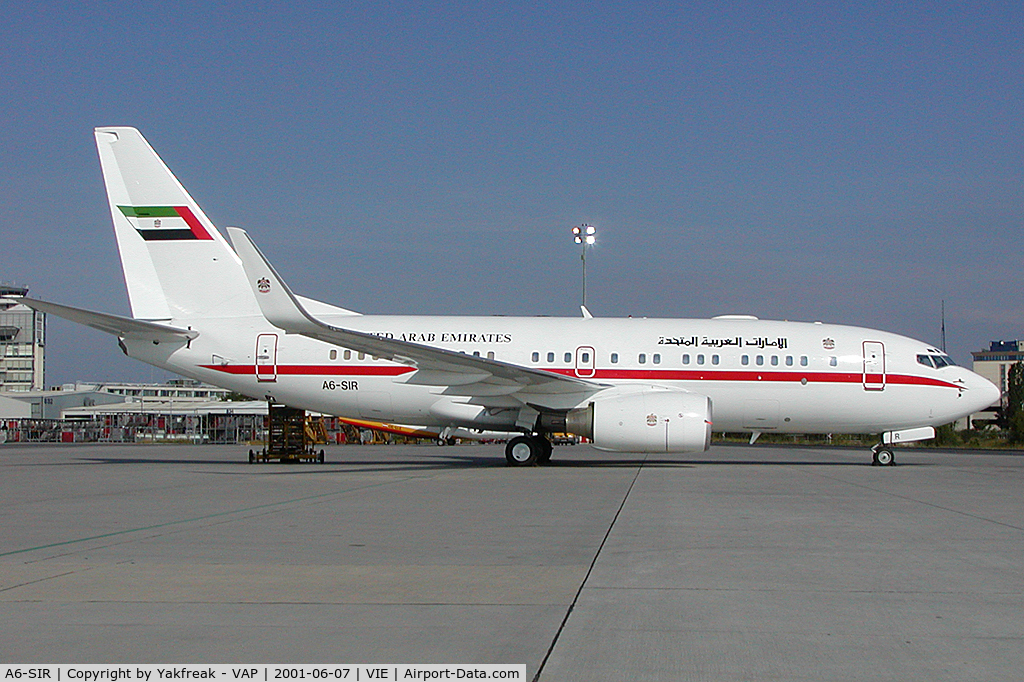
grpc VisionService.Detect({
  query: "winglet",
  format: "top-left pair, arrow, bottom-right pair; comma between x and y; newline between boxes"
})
225,227 -> 323,334
581,305 -> 593,319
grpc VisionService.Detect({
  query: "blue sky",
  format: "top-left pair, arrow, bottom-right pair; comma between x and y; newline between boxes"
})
2,1 -> 1022,385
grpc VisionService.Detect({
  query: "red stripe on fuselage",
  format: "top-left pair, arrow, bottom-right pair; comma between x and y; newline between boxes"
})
200,364 -> 416,376
199,363 -> 960,389
544,367 -> 960,388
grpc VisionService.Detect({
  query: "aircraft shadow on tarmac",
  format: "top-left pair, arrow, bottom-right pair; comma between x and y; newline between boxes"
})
60,450 -> 902,472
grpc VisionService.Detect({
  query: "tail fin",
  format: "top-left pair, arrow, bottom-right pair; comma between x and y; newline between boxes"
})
95,127 -> 259,322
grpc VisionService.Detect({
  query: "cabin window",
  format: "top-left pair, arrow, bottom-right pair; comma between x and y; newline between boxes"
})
564,352 -> 572,363
581,351 -> 590,363
771,356 -> 779,366
358,352 -> 365,360
611,352 -> 619,363
697,354 -> 705,365
653,353 -> 661,364
829,356 -> 838,367
682,354 -> 690,365
756,355 -> 764,366
344,350 -> 352,360
547,352 -> 555,363
329,349 -> 337,361
472,351 -> 480,357
532,352 -> 539,362
712,354 -> 720,365
741,355 -> 749,365
487,351 -> 494,360
785,355 -> 793,366
800,356 -> 808,366
639,353 -> 647,364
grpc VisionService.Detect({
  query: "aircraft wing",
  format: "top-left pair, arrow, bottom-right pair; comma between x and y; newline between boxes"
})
226,227 -> 603,401
19,297 -> 199,343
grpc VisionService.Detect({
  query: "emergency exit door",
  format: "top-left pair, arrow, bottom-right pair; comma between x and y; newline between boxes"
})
575,346 -> 596,378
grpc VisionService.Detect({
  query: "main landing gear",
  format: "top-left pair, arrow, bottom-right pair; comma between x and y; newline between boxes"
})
505,434 -> 553,466
871,444 -> 896,467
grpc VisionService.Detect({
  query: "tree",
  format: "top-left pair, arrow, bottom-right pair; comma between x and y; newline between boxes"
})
1005,362 -> 1024,443
934,422 -> 961,446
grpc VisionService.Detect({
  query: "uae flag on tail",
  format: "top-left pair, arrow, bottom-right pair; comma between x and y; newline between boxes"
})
118,206 -> 214,241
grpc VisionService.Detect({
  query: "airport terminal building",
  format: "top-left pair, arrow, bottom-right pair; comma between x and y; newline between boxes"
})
0,285 -> 45,392
971,340 -> 1024,399
970,340 -> 1023,423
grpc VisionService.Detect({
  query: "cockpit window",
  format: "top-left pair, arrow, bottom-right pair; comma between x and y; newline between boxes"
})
918,353 -> 957,369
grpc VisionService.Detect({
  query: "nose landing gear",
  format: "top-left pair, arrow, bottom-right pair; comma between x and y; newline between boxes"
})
871,444 -> 896,466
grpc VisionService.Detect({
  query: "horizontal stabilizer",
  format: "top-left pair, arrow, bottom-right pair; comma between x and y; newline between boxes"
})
20,297 -> 198,343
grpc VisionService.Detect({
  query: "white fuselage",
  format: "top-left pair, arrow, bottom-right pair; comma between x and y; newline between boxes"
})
125,312 -> 998,436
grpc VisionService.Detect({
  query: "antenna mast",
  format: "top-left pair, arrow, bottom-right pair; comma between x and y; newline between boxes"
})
941,300 -> 946,352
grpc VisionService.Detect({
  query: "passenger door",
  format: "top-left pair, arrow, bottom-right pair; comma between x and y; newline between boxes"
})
862,341 -> 885,391
255,334 -> 278,382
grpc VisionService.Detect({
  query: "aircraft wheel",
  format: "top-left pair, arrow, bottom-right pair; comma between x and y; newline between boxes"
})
248,449 -> 255,464
435,438 -> 446,446
318,450 -> 325,463
874,448 -> 895,466
536,436 -> 553,464
505,436 -> 539,466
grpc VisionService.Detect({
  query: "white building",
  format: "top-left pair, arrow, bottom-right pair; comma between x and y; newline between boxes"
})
63,379 -> 232,403
1,380 -> 233,420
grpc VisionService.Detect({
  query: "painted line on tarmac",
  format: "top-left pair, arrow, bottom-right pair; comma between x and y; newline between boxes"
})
533,456 -> 648,682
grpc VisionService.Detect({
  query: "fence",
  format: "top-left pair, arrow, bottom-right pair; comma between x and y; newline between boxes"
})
0,415 -> 386,445
0,413 -> 267,444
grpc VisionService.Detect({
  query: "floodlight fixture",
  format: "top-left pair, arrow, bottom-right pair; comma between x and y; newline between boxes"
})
571,224 -> 597,308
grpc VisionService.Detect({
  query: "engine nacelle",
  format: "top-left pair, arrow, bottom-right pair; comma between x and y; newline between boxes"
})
566,386 -> 712,453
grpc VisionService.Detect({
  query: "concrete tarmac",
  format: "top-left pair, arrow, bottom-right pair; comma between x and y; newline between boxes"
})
1,442 -> 1022,680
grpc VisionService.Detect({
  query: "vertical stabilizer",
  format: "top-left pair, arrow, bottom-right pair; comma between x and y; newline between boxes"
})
95,127 -> 258,321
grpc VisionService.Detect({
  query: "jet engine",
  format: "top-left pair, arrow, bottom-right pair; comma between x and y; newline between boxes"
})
566,386 -> 713,453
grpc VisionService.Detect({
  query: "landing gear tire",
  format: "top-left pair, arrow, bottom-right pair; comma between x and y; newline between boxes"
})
435,438 -> 446,446
872,448 -> 895,466
536,436 -> 553,464
505,435 -> 540,466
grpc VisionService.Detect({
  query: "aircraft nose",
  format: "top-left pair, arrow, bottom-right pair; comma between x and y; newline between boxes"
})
967,373 -> 1001,413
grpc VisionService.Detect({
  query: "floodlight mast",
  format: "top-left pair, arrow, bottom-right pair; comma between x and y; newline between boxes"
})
571,224 -> 596,308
